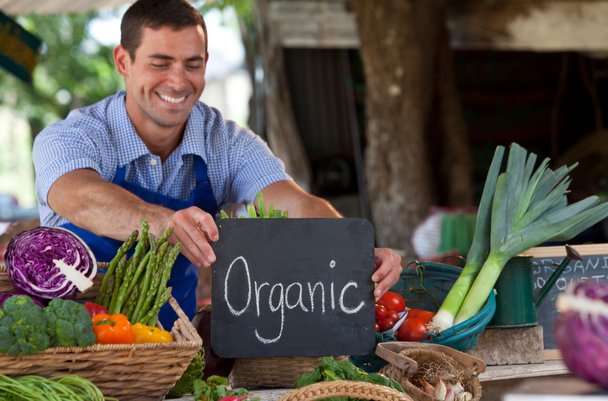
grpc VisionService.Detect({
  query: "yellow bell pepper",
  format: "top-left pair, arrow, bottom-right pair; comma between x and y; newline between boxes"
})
131,322 -> 174,343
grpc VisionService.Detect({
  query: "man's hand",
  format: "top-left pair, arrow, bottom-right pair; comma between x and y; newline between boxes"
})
158,206 -> 219,268
371,248 -> 402,300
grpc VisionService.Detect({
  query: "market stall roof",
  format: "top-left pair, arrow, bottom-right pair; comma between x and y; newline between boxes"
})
0,0 -> 133,15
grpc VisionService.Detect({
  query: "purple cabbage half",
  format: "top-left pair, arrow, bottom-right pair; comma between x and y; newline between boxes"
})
4,227 -> 97,299
554,281 -> 608,389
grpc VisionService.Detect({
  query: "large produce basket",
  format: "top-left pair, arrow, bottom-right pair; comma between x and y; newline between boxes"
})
0,264 -> 202,401
351,262 -> 496,372
230,355 -> 349,388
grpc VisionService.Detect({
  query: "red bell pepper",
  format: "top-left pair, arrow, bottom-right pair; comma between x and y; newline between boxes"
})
84,301 -> 108,318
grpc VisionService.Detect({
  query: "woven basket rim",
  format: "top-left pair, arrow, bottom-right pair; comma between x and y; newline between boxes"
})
278,380 -> 414,401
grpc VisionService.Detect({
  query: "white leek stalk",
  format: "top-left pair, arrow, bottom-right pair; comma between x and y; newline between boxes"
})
429,146 -> 505,332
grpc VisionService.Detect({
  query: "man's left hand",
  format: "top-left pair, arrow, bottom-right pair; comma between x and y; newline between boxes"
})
371,248 -> 403,300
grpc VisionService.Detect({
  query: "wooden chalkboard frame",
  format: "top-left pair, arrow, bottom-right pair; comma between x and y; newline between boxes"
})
521,243 -> 608,349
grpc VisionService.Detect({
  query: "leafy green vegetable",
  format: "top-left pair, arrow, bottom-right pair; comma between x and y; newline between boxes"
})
450,143 -> 608,324
44,298 -> 96,347
166,346 -> 206,398
191,375 -> 258,401
294,357 -> 404,401
0,295 -> 51,355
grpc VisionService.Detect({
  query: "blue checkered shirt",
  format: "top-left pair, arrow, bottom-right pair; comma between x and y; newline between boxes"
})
33,91 -> 291,226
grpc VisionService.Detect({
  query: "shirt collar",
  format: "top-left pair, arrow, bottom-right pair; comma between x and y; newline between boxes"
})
109,91 -> 206,165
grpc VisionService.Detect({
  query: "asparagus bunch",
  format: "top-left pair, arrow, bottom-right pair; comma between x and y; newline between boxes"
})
96,220 -> 181,325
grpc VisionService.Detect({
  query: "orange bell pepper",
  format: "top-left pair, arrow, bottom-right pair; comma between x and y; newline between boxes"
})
92,313 -> 134,344
131,322 -> 174,344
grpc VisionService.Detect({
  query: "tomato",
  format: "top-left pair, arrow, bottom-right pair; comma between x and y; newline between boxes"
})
396,317 -> 429,341
379,317 -> 396,332
406,308 -> 435,323
386,309 -> 400,323
375,322 -> 380,332
375,303 -> 388,321
378,291 -> 406,312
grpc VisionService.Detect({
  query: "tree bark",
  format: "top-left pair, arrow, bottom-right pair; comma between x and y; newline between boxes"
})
254,0 -> 312,190
351,0 -> 473,257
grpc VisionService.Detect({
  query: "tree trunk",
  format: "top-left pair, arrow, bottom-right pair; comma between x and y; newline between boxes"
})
351,0 -> 473,257
254,0 -> 312,191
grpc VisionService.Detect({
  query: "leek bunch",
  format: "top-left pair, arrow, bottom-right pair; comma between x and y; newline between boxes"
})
430,142 -> 608,331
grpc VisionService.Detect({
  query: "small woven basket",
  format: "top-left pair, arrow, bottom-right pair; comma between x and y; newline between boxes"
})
376,342 -> 485,401
0,264 -> 202,401
278,380 -> 415,401
230,355 -> 349,388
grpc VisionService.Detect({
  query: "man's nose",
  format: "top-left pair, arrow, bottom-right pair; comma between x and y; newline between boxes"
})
167,66 -> 189,90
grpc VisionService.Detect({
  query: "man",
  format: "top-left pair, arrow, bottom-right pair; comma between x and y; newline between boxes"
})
33,0 -> 402,327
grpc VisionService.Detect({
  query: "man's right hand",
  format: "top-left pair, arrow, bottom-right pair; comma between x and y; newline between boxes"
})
158,206 -> 219,268
48,169 -> 219,269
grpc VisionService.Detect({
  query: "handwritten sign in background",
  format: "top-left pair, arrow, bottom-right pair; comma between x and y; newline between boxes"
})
525,244 -> 608,348
211,218 -> 376,358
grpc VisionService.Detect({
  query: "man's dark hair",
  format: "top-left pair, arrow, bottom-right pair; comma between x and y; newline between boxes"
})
120,0 -> 207,60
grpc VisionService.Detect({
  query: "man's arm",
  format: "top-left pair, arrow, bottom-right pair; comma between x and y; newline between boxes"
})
259,180 -> 402,299
48,168 -> 218,268
259,180 -> 341,218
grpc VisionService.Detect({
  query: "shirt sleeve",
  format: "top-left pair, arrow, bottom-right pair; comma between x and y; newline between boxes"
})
32,118 -> 106,224
204,114 -> 292,207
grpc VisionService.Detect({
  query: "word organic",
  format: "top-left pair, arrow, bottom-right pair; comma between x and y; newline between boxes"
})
223,256 -> 365,344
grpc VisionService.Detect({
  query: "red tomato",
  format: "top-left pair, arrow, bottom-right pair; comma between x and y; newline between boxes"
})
375,303 -> 388,321
406,308 -> 435,323
375,322 -> 380,332
378,291 -> 406,312
379,317 -> 396,332
386,309 -> 400,322
396,317 -> 428,341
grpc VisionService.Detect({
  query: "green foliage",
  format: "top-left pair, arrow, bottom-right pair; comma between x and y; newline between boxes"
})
192,375 -> 258,401
44,298 -> 96,347
0,12 -> 124,130
167,346 -> 206,398
219,192 -> 288,219
294,357 -> 404,401
0,295 -> 51,356
197,0 -> 254,23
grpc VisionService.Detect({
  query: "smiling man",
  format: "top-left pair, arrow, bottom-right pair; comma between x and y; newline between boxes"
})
32,0 -> 402,328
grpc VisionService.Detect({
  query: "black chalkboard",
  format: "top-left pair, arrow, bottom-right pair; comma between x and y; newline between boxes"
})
525,244 -> 608,349
210,218 -> 376,358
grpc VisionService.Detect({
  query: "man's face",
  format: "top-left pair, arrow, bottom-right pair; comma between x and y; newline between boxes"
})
115,25 -> 208,132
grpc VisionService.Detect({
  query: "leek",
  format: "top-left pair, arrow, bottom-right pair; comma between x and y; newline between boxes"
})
429,145 -> 505,332
453,143 -> 608,324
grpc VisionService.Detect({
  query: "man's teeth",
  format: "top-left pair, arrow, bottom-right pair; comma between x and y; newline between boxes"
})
159,94 -> 186,104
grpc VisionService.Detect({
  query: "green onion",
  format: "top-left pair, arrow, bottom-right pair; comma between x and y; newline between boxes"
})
453,143 -> 608,324
429,145 -> 505,332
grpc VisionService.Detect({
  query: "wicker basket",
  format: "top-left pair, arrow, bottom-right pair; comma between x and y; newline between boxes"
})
230,355 -> 349,388
278,380 -> 415,401
0,264 -> 202,401
376,342 -> 485,401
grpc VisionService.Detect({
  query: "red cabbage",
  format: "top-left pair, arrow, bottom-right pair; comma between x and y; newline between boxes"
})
554,281 -> 608,389
4,227 -> 97,299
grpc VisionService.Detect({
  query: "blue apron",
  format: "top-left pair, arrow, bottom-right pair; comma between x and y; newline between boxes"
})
61,157 -> 218,328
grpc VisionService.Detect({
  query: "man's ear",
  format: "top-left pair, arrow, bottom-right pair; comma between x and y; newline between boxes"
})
114,45 -> 130,77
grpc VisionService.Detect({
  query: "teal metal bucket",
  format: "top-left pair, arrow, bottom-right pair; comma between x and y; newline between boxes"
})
351,262 -> 496,372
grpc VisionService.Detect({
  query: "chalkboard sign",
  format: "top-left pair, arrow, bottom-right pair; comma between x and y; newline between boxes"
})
210,218 -> 376,358
524,244 -> 608,349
